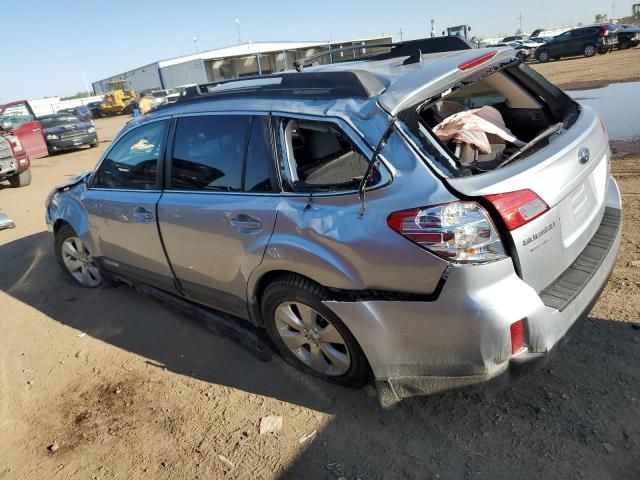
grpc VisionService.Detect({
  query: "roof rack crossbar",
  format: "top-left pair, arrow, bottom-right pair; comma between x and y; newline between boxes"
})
294,43 -> 397,71
292,37 -> 474,70
179,70 -> 386,103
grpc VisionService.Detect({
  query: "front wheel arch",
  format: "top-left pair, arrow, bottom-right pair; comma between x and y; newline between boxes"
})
53,218 -> 71,236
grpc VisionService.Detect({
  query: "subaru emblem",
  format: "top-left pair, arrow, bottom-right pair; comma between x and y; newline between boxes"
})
578,147 -> 590,165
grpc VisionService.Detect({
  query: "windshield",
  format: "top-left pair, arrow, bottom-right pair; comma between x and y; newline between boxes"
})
151,91 -> 167,98
40,115 -> 81,128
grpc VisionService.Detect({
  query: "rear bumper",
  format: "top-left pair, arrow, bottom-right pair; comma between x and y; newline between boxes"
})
323,176 -> 622,406
47,134 -> 97,151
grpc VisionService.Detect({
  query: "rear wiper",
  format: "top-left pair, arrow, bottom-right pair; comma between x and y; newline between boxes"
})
496,122 -> 564,169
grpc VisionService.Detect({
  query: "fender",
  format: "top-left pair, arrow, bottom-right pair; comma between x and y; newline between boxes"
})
249,232 -> 365,292
246,232 -> 366,324
47,176 -> 97,255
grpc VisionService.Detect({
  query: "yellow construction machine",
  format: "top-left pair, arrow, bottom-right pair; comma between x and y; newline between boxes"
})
100,80 -> 137,115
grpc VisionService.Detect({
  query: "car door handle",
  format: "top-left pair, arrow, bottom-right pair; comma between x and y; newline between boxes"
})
33,128 -> 41,132
132,207 -> 154,222
229,214 -> 262,232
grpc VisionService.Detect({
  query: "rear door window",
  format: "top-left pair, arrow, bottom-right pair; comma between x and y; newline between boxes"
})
170,115 -> 250,191
279,118 -> 375,191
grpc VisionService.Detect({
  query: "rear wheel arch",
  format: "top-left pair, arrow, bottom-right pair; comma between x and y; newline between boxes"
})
259,271 -> 371,387
250,270 -> 323,326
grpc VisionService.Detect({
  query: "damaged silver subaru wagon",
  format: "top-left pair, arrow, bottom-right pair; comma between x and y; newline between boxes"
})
46,39 -> 621,405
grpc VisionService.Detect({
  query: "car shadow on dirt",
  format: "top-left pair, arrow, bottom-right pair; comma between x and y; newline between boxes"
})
1,232 -> 639,479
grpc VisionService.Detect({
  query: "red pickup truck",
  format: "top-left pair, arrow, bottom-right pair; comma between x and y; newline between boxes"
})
0,100 -> 48,160
0,128 -> 31,187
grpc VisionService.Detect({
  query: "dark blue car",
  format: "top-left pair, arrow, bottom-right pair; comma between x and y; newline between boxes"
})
39,113 -> 98,153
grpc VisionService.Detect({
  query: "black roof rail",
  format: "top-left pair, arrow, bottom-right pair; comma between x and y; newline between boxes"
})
178,70 -> 386,103
293,37 -> 474,71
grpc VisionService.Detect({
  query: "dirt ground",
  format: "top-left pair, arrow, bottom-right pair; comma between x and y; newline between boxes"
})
1,67 -> 640,480
531,46 -> 640,90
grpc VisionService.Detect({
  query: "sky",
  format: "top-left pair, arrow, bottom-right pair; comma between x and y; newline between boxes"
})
1,0 -> 635,101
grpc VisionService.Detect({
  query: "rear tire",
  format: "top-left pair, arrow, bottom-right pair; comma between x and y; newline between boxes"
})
584,43 -> 597,56
90,142 -> 98,148
8,168 -> 31,187
261,274 -> 370,388
536,50 -> 550,62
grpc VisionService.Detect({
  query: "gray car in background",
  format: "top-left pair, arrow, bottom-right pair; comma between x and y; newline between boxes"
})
45,41 -> 622,405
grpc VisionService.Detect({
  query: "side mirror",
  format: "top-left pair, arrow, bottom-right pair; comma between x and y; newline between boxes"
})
1,121 -> 12,131
0,212 -> 16,231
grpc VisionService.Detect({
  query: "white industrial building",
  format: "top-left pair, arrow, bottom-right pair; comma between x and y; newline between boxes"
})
92,37 -> 391,95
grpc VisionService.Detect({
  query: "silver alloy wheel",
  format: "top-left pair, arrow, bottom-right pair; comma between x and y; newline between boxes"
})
538,50 -> 549,62
585,45 -> 596,56
274,302 -> 351,376
61,236 -> 102,287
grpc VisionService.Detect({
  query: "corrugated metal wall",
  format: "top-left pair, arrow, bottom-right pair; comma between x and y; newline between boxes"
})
158,59 -> 208,89
92,63 -> 162,94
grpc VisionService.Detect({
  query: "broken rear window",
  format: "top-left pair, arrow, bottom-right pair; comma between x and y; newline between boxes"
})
399,62 -> 579,177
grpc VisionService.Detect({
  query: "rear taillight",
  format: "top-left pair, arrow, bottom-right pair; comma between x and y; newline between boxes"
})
510,319 -> 525,354
599,26 -> 608,37
458,50 -> 498,71
387,201 -> 507,263
6,135 -> 23,153
484,189 -> 549,231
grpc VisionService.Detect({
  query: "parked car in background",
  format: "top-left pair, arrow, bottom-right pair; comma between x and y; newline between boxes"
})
502,35 -> 529,42
535,24 -> 619,62
0,100 -> 48,159
487,41 -> 533,60
46,42 -> 622,405
614,24 -> 640,49
87,101 -> 106,118
165,84 -> 197,103
58,105 -> 93,123
39,113 -> 98,153
0,128 -> 31,187
149,90 -> 170,109
529,37 -> 552,44
0,211 -> 16,230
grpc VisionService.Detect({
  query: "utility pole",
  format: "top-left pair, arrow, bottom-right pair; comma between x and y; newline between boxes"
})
611,3 -> 616,20
431,19 -> 436,38
517,13 -> 523,33
236,18 -> 242,43
397,28 -> 404,42
82,70 -> 91,96
192,36 -> 199,53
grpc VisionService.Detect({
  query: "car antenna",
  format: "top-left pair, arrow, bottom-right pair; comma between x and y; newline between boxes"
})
358,117 -> 397,219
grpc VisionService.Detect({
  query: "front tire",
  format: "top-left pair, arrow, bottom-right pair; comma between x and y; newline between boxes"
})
8,168 -> 31,187
55,224 -> 103,288
261,274 -> 370,387
536,50 -> 550,62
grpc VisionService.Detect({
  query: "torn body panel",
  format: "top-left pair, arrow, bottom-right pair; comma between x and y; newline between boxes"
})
323,182 -> 621,404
